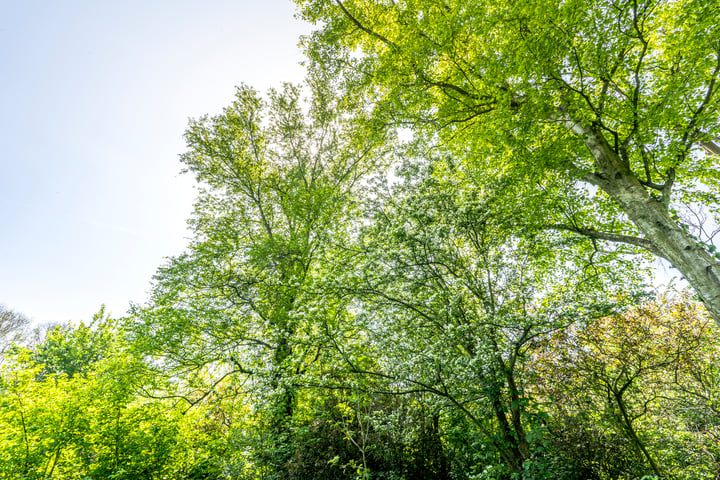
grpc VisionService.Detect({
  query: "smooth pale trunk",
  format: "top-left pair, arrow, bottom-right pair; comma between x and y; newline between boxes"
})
571,122 -> 720,323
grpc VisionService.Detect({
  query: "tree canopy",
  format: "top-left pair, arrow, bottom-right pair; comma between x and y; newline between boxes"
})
296,0 -> 720,322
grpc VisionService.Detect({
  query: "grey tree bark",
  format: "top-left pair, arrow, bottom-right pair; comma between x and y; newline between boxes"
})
563,116 -> 720,324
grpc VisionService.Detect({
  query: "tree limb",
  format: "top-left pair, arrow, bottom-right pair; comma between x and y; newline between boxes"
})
548,224 -> 663,257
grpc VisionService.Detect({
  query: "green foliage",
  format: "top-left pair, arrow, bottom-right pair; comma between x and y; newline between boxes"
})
297,0 -> 720,194
296,0 -> 720,322
312,155 -> 645,478
0,311 -> 231,480
532,293 -> 720,478
32,307 -> 116,379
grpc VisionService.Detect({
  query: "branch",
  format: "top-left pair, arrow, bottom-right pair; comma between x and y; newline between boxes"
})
548,224 -> 663,257
334,0 -> 397,51
334,0 -> 493,111
229,356 -> 255,375
696,135 -> 720,156
139,367 -> 246,413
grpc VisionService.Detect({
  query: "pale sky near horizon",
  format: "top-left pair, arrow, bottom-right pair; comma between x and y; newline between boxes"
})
1,1 -> 312,324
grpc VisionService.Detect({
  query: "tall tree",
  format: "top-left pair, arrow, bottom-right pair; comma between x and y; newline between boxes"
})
131,78 -> 388,475
328,157 -> 641,477
296,0 -> 720,322
532,293 -> 720,478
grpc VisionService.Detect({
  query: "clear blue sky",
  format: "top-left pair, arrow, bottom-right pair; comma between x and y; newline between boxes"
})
1,1 -> 312,324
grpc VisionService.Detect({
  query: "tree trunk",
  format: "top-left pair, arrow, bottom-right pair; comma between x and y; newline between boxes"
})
490,390 -> 526,473
612,389 -> 662,478
566,119 -> 720,324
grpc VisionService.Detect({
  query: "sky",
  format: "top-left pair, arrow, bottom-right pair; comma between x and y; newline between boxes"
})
1,1 -> 313,324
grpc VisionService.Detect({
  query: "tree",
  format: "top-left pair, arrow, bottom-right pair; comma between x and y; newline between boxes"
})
531,293 -> 720,478
0,304 -> 29,362
295,0 -> 720,323
32,306 -> 116,379
130,78 -> 388,476
325,156 -> 641,477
